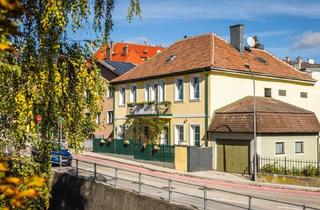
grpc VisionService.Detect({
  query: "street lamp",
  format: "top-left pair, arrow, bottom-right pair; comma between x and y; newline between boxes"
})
245,63 -> 257,181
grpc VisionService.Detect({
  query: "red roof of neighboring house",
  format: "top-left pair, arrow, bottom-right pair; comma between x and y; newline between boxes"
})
112,34 -> 314,84
209,96 -> 320,134
94,42 -> 165,65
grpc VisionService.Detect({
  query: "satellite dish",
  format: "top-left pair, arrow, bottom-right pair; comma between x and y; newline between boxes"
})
247,36 -> 256,48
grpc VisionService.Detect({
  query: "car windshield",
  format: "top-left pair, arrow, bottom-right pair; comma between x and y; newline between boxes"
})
52,143 -> 66,151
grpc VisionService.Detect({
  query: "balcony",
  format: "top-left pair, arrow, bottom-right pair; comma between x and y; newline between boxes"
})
127,102 -> 172,117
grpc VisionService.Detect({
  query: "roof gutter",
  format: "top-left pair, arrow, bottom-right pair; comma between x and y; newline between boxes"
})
210,66 -> 316,84
111,67 -> 211,85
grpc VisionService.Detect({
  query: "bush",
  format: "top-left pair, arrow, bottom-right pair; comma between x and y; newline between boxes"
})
260,163 -> 320,177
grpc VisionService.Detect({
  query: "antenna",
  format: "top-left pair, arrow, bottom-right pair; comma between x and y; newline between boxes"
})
247,36 -> 256,48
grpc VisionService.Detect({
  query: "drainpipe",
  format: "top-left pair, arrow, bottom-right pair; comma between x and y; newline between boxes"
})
204,71 -> 209,147
317,134 -> 319,167
112,85 -> 115,139
245,63 -> 257,181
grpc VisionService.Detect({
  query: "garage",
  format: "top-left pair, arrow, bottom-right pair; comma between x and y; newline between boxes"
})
216,139 -> 250,174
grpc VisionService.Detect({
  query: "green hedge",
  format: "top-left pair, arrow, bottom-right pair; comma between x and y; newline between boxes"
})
261,163 -> 320,177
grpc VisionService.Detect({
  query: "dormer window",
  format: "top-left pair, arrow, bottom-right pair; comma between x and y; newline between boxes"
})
166,55 -> 176,62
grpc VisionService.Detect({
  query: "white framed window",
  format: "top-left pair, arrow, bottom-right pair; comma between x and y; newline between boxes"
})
118,125 -> 125,139
107,111 -> 113,124
264,88 -> 272,97
158,81 -> 165,102
107,86 -> 114,98
190,125 -> 200,146
300,92 -> 308,98
190,76 -> 200,100
275,142 -> 285,155
144,83 -> 150,102
278,89 -> 286,97
96,112 -> 101,125
130,85 -> 137,103
141,126 -> 149,139
119,87 -> 126,106
295,141 -> 304,154
149,83 -> 156,101
175,124 -> 184,145
175,78 -> 184,101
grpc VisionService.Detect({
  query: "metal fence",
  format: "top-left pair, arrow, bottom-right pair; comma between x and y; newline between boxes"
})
93,138 -> 174,163
56,158 -> 320,210
257,156 -> 320,177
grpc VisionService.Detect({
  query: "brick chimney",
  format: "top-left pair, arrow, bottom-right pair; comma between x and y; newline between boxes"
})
295,56 -> 303,70
285,56 -> 291,63
229,24 -> 244,53
106,41 -> 113,60
122,45 -> 129,56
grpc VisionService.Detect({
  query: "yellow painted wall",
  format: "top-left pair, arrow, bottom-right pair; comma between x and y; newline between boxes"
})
114,72 -> 207,144
174,146 -> 188,172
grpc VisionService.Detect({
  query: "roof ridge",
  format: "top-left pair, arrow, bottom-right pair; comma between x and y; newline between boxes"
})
213,34 -> 230,45
211,34 -> 215,66
173,33 -> 216,45
252,48 -> 314,78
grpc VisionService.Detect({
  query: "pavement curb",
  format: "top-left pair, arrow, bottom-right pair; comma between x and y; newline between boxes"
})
80,152 -> 320,193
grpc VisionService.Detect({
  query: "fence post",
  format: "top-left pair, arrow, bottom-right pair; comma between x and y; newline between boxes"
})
114,168 -> 118,188
284,157 -> 287,175
168,179 -> 172,203
76,159 -> 79,176
162,145 -> 165,162
59,155 -> 62,172
248,196 -> 252,210
138,173 -> 142,194
93,163 -> 96,181
302,204 -> 306,210
203,185 -> 207,210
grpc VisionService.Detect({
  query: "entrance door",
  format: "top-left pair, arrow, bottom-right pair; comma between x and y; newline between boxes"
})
217,139 -> 250,174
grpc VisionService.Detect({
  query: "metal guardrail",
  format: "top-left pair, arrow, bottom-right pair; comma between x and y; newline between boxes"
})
58,158 -> 320,210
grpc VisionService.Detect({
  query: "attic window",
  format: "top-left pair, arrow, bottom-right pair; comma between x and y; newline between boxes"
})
256,57 -> 267,64
166,55 -> 176,62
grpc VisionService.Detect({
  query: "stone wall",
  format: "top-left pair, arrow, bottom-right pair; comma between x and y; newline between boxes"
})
258,173 -> 320,187
49,172 -> 193,210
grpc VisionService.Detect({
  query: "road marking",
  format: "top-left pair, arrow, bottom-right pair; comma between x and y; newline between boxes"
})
277,206 -> 301,210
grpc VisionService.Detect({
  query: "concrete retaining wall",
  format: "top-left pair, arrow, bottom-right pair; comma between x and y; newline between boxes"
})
258,173 -> 320,187
49,172 -> 193,210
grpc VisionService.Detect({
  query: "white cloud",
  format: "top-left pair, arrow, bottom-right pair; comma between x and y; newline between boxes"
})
294,31 -> 320,49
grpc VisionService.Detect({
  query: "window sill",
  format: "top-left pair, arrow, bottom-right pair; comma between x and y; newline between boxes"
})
189,98 -> 200,102
174,100 -> 184,103
119,105 -> 125,107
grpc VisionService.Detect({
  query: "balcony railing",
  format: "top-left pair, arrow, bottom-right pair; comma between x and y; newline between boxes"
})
127,102 -> 171,116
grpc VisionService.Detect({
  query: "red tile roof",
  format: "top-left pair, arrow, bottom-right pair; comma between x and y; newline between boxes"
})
209,96 -> 320,134
112,34 -> 314,84
94,42 -> 165,65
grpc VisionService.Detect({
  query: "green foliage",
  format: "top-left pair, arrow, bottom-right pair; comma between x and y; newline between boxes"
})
260,163 -> 320,177
0,158 -> 47,210
1,0 -> 141,209
124,117 -> 167,144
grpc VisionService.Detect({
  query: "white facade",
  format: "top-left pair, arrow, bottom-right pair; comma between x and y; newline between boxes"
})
209,71 -> 320,121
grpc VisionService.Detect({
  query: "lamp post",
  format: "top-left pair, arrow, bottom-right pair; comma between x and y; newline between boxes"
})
245,63 -> 257,181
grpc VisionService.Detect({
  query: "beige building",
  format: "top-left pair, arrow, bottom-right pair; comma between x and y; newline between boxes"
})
111,25 -> 320,173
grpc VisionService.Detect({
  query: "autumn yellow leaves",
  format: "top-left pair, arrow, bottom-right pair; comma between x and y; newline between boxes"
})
0,160 -> 46,209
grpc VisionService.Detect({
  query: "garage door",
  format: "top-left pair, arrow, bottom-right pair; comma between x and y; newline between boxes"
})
217,140 -> 250,174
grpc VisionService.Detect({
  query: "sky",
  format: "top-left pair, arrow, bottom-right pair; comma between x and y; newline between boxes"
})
68,0 -> 320,63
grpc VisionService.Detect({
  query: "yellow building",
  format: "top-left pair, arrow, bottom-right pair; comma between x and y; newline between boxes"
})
111,25 -> 320,173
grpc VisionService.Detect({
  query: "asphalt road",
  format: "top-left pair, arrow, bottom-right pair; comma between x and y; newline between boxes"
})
55,155 -> 320,210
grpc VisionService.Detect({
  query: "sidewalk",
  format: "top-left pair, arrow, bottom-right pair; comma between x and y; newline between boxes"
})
77,151 -> 320,192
